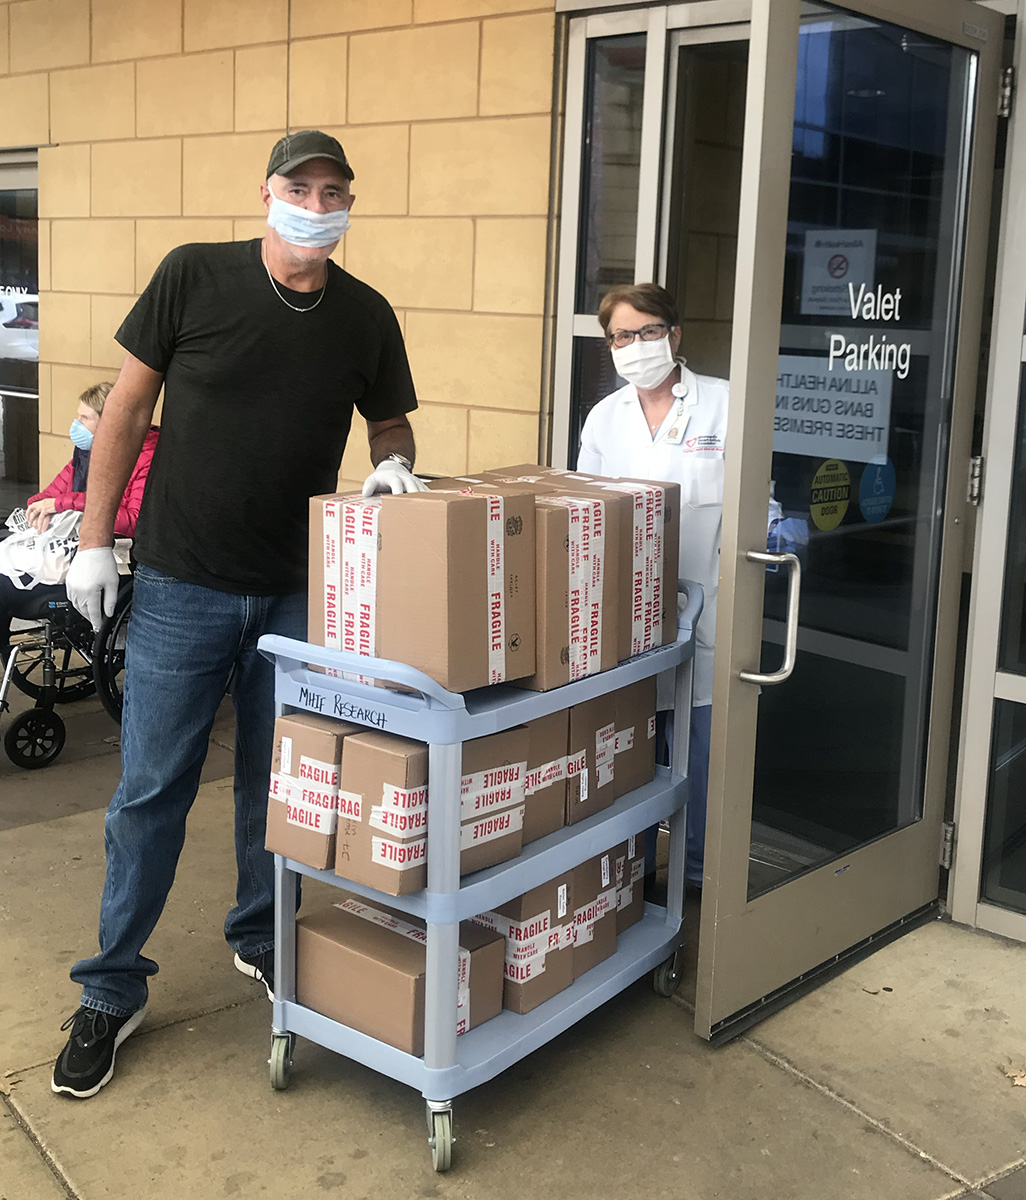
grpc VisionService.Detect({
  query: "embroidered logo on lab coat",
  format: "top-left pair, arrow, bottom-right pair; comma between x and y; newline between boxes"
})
684,434 -> 725,453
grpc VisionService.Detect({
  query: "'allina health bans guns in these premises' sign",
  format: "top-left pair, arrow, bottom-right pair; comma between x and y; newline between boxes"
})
774,354 -> 892,465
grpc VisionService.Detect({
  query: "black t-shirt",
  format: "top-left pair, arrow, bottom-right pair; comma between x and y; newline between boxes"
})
116,239 -> 417,595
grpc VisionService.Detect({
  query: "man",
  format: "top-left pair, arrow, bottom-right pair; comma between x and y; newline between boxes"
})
51,131 -> 426,1099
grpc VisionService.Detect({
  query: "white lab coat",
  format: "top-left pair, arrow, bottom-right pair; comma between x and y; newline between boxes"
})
577,366 -> 728,708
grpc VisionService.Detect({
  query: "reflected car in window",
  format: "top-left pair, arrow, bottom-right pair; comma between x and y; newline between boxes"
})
0,293 -> 37,362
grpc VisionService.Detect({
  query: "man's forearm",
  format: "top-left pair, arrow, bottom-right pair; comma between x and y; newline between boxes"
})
79,403 -> 153,549
368,420 -> 416,468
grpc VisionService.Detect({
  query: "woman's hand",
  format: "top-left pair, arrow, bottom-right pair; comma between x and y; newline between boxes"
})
26,497 -> 57,532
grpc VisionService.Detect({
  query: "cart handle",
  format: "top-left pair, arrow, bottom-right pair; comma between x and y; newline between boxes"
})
258,635 -> 468,711
676,580 -> 704,642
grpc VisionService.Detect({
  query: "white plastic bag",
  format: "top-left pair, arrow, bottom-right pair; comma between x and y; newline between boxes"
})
0,507 -> 82,588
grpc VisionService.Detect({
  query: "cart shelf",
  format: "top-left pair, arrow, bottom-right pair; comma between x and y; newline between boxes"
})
258,580 -> 703,1172
281,765 -> 686,923
275,903 -> 678,1103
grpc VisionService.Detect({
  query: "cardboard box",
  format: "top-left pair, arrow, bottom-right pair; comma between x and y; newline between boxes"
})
523,710 -> 569,844
572,852 -> 618,979
334,726 -> 529,891
614,834 -> 647,934
612,677 -> 657,800
566,694 -> 617,824
479,468 -> 630,675
336,731 -> 429,894
478,466 -> 681,656
436,477 -> 619,690
460,726 -> 529,874
266,714 -> 360,870
309,488 -> 536,693
474,872 -> 575,1013
296,897 -> 504,1056
377,488 -> 536,693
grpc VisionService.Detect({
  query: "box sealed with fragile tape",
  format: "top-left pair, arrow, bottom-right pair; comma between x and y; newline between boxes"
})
566,694 -> 617,825
571,852 -> 618,979
335,731 -> 429,895
523,709 -> 569,844
473,872 -> 574,1013
434,477 -> 619,691
378,488 -> 536,693
296,897 -> 504,1056
612,676 -> 657,800
460,726 -> 529,874
479,465 -> 680,659
265,713 -> 360,871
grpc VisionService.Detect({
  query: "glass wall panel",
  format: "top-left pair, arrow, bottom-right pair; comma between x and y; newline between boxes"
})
568,335 -> 621,461
749,6 -> 976,897
576,34 -> 646,314
0,185 -> 38,512
998,362 -> 1026,672
982,700 -> 1026,915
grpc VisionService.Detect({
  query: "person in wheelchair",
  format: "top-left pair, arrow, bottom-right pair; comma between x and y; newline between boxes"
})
0,381 -> 158,667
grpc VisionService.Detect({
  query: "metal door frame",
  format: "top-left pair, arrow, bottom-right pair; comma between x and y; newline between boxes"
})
697,0 -> 1001,1038
949,0 -> 1026,944
551,1 -> 752,471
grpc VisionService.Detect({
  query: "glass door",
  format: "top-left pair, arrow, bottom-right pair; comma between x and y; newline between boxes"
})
0,156 -> 39,516
697,0 -> 1001,1039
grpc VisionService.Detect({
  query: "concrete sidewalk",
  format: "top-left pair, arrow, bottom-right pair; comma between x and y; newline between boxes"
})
2,727 -> 1025,1199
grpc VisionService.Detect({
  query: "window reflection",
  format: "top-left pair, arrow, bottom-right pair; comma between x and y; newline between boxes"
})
576,34 -> 646,314
982,701 -> 1026,915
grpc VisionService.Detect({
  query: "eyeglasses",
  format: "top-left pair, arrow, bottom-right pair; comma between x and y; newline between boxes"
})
609,323 -> 671,349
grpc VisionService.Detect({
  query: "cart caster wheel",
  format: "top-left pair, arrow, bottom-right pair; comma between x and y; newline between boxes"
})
4,708 -> 66,769
428,1109 -> 453,1172
269,1033 -> 293,1090
653,956 -> 682,998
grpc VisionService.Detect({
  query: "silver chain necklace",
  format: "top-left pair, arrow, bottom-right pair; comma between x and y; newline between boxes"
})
262,252 -> 327,313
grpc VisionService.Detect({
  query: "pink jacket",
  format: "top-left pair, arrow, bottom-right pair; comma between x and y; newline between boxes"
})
28,426 -> 160,538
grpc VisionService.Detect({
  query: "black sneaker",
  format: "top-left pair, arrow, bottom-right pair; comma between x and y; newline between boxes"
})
234,949 -> 274,1000
51,1004 -> 147,1099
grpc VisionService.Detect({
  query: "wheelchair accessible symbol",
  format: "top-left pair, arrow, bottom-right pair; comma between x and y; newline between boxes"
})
859,456 -> 896,523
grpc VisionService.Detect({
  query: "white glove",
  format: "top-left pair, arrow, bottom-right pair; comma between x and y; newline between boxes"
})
66,546 -> 120,631
362,458 -> 428,497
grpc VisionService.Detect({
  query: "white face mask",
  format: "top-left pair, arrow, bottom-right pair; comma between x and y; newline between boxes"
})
611,335 -> 677,390
266,181 -> 351,248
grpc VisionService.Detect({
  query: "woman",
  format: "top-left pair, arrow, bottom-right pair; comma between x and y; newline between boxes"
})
578,283 -> 727,889
1,381 -> 158,654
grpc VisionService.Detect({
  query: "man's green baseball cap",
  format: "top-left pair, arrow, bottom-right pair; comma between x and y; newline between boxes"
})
266,130 -> 354,181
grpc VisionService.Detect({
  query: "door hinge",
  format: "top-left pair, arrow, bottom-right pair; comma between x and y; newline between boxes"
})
968,455 -> 984,506
940,820 -> 955,870
1000,66 -> 1015,119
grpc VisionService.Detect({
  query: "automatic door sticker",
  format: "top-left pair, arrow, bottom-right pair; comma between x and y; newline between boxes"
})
858,456 -> 895,524
810,459 -> 850,531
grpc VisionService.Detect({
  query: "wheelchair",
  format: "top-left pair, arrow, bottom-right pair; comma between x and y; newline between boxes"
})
0,575 -> 132,769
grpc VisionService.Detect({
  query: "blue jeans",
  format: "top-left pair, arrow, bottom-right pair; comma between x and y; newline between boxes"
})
71,566 -> 306,1016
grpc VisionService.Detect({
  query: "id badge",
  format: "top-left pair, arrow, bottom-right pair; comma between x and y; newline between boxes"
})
665,424 -> 686,445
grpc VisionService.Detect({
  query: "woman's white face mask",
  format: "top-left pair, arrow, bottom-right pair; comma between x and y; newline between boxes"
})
611,335 -> 676,390
266,182 -> 351,248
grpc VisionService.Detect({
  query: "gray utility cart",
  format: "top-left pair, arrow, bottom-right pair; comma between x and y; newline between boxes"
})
257,581 -> 702,1172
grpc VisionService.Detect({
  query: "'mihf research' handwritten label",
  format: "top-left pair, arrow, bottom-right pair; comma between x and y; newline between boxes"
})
774,353 -> 893,464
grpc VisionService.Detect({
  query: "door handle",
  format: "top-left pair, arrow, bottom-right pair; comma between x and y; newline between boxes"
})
739,550 -> 802,686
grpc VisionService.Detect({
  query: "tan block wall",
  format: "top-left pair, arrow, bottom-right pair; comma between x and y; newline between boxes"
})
0,0 -> 555,489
